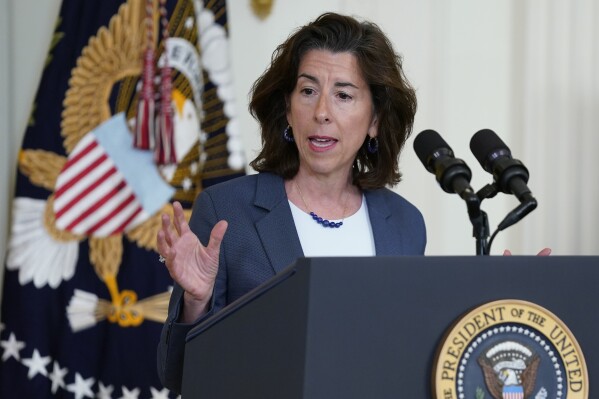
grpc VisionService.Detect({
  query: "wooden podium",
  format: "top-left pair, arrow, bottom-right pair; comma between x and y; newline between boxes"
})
182,256 -> 598,398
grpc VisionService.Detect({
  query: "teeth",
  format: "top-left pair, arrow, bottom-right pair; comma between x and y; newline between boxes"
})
310,138 -> 335,142
310,138 -> 334,148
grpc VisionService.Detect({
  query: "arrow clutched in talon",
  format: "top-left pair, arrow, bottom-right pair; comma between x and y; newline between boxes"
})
66,274 -> 171,332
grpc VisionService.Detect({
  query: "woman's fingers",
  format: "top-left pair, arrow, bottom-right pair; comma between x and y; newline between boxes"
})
503,248 -> 552,256
156,202 -> 227,296
157,203 -> 185,262
161,213 -> 175,246
163,213 -> 182,248
172,201 -> 191,236
206,220 -> 228,258
156,230 -> 170,259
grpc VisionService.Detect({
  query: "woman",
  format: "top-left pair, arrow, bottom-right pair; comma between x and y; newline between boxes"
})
156,12 -> 426,393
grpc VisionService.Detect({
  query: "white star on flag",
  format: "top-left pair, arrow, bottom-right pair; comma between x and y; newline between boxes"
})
66,372 -> 95,399
0,332 -> 26,361
150,386 -> 170,399
22,348 -> 51,379
49,361 -> 69,394
97,381 -> 115,399
119,386 -> 140,399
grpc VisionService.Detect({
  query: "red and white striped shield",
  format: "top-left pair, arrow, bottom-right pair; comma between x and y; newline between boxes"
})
502,386 -> 524,399
53,114 -> 174,237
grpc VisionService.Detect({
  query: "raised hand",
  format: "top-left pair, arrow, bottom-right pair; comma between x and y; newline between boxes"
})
157,201 -> 228,322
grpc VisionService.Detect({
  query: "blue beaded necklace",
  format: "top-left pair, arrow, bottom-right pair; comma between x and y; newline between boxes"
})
295,182 -> 349,228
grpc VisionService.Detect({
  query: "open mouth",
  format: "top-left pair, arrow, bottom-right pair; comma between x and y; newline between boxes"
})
309,136 -> 337,148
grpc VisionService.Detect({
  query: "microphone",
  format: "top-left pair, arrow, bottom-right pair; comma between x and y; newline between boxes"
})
413,130 -> 475,199
470,129 -> 537,231
469,129 -> 533,202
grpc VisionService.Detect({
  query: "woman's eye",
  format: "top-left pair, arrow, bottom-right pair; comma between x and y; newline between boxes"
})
301,88 -> 315,95
338,92 -> 352,100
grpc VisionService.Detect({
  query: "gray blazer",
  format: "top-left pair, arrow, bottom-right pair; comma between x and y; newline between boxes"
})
157,172 -> 426,393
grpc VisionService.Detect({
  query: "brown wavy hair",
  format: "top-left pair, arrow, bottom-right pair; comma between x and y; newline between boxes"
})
249,12 -> 417,189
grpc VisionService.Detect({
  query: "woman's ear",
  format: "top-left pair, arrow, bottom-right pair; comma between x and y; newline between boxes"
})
285,95 -> 292,124
368,115 -> 379,138
285,94 -> 291,111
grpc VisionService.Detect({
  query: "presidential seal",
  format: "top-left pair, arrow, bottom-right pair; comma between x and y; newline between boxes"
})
433,300 -> 588,399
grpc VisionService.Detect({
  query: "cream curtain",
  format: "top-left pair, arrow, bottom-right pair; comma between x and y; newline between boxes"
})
510,0 -> 599,254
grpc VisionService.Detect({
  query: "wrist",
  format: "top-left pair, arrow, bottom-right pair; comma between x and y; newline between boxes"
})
181,291 -> 211,323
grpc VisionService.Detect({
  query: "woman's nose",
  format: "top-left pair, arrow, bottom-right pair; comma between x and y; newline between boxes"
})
314,95 -> 331,123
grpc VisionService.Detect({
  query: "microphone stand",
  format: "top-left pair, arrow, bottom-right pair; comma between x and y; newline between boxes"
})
454,177 -> 538,256
469,183 -> 537,255
471,208 -> 490,256
460,188 -> 490,255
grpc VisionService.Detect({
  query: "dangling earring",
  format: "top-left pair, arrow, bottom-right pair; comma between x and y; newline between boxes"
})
367,136 -> 379,154
283,125 -> 294,142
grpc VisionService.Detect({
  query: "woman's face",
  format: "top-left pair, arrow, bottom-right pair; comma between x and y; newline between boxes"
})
286,49 -> 377,181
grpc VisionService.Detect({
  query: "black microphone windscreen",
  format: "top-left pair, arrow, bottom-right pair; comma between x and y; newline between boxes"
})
469,129 -> 512,168
413,129 -> 452,167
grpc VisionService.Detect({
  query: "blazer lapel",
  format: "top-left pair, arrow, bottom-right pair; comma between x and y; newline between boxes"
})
254,173 -> 304,274
365,190 -> 403,255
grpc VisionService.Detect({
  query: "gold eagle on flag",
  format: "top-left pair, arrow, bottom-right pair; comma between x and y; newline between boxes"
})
9,0 -> 243,332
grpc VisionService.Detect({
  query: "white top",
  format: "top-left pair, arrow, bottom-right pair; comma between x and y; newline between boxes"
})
289,195 -> 376,257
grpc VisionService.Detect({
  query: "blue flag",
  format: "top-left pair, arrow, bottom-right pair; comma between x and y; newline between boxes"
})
0,0 -> 243,397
